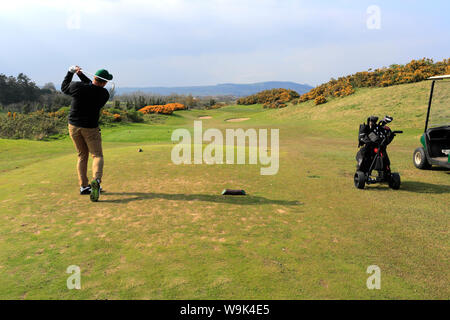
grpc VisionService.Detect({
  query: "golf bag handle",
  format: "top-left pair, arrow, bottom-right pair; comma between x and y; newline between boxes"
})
393,130 -> 403,134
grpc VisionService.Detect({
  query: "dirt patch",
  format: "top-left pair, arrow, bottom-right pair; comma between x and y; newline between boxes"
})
198,116 -> 212,119
226,118 -> 250,122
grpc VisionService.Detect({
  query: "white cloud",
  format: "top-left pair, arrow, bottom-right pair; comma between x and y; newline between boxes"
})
0,0 -> 448,86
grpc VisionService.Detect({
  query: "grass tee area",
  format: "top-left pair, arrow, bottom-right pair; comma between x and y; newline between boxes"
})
0,81 -> 448,299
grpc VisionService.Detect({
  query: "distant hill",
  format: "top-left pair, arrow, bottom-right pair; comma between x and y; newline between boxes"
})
115,81 -> 313,97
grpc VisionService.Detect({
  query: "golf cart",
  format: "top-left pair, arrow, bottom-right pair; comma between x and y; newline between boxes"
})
413,75 -> 450,169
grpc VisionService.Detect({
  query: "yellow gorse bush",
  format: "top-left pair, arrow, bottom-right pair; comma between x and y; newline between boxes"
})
314,95 -> 327,105
138,103 -> 186,115
237,88 -> 300,106
47,110 -> 67,117
300,58 -> 449,105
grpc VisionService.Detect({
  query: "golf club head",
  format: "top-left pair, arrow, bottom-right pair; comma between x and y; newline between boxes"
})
384,115 -> 393,123
108,82 -> 116,97
368,116 -> 379,124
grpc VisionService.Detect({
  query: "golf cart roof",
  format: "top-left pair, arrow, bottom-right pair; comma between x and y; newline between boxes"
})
428,75 -> 450,80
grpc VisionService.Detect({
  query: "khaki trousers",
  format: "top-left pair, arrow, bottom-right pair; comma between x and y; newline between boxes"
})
68,124 -> 104,187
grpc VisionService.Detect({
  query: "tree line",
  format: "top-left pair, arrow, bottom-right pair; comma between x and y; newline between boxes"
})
0,72 -> 237,114
115,92 -> 235,110
0,73 -> 71,113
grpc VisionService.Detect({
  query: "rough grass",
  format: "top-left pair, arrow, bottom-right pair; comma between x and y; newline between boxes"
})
0,81 -> 448,299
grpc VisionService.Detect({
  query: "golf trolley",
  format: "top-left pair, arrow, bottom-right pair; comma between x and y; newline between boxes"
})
413,75 -> 450,170
354,116 -> 403,190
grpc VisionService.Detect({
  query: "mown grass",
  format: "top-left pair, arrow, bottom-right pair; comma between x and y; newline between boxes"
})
0,81 -> 448,299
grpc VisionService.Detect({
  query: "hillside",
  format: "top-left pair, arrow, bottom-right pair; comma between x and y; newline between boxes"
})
297,58 -> 449,105
0,81 -> 448,299
276,81 -> 434,132
115,81 -> 313,97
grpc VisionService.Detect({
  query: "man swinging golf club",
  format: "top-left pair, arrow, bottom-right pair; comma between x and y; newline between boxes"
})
61,66 -> 113,202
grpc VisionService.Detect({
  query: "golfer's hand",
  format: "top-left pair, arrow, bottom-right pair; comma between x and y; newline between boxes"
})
68,65 -> 78,73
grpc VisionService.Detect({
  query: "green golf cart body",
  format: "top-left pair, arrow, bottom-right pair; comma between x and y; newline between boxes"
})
413,75 -> 450,169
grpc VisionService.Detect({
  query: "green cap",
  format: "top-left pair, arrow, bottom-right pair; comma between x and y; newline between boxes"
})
95,69 -> 113,81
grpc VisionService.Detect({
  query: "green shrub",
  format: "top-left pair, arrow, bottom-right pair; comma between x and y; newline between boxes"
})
57,106 -> 71,114
0,106 -> 147,140
0,110 -> 67,140
107,107 -> 123,115
126,109 -> 144,123
99,110 -> 115,125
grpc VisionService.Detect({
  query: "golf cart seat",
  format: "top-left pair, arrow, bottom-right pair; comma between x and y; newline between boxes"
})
436,149 -> 450,163
426,126 -> 450,158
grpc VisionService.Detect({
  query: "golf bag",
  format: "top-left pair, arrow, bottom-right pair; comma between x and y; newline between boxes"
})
354,116 -> 402,190
356,117 -> 394,173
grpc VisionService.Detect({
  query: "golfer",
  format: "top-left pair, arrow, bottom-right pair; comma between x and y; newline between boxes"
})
61,66 -> 113,202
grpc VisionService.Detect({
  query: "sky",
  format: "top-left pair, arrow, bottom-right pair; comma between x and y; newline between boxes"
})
0,0 -> 449,87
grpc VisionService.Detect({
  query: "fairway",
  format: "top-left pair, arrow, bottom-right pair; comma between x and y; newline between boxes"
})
0,82 -> 448,299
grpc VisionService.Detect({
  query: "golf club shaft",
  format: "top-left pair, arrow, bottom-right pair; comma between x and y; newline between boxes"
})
79,69 -> 112,83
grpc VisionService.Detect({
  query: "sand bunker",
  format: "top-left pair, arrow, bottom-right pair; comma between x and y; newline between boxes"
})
198,116 -> 212,119
226,118 -> 250,122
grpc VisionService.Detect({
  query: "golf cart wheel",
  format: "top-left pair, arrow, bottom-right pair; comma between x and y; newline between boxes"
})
389,172 -> 401,190
413,147 -> 431,169
354,171 -> 366,189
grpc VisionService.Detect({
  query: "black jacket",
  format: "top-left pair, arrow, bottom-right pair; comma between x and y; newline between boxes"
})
61,72 -> 109,128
